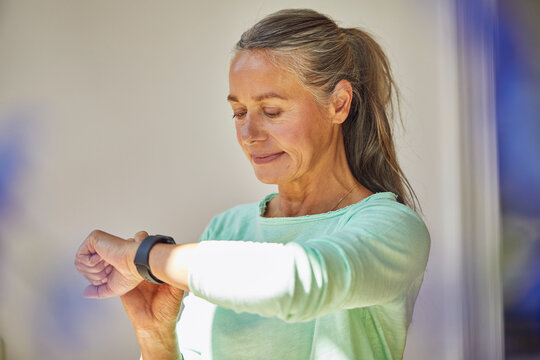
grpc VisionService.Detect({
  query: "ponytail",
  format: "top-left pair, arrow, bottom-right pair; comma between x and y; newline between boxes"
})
341,28 -> 418,210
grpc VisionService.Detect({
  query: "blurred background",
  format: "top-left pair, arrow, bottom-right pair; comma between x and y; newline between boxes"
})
497,0 -> 540,358
0,0 -> 538,359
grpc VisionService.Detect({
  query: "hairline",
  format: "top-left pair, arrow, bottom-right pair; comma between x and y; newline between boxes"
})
230,48 -> 333,107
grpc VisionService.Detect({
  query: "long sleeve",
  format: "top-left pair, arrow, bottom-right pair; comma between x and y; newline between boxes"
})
187,200 -> 430,323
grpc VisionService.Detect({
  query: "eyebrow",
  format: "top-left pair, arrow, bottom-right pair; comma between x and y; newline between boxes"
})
227,92 -> 288,103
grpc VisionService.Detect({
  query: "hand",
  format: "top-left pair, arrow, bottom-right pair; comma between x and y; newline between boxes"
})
120,231 -> 185,331
74,229 -> 142,298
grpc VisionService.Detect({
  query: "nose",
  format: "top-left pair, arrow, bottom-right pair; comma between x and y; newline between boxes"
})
239,112 -> 266,144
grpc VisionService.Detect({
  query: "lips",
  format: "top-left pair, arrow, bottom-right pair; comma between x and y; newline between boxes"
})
251,152 -> 285,165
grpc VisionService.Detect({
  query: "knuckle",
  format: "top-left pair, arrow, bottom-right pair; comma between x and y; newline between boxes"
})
89,229 -> 104,241
134,231 -> 149,242
135,230 -> 149,237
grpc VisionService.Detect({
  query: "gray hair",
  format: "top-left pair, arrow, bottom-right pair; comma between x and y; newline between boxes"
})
234,9 -> 418,210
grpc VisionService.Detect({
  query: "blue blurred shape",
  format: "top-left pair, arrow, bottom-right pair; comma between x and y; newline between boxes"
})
0,110 -> 30,218
496,5 -> 540,217
496,0 -> 540,357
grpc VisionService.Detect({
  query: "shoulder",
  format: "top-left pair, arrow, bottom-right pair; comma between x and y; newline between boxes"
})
357,193 -> 424,222
200,201 -> 259,241
343,193 -> 430,248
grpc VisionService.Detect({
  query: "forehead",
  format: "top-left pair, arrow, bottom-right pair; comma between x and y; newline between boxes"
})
228,50 -> 303,99
230,50 -> 280,72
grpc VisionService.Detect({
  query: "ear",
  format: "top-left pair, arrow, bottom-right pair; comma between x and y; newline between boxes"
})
329,80 -> 353,125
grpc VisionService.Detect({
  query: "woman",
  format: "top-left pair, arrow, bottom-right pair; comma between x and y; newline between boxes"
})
75,9 -> 430,360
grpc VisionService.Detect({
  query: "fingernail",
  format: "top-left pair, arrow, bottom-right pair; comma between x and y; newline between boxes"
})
105,266 -> 112,274
101,278 -> 108,284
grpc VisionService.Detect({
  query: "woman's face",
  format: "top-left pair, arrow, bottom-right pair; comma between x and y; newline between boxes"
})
228,51 -> 338,185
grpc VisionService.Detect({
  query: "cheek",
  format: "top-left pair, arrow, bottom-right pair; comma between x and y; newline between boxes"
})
275,117 -> 317,151
268,123 -> 312,167
281,116 -> 330,168
234,122 -> 247,147
234,123 -> 242,144
235,130 -> 251,159
234,123 -> 247,153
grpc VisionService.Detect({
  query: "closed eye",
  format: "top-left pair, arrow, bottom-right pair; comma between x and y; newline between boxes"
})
232,111 -> 247,119
264,111 -> 281,118
263,107 -> 282,118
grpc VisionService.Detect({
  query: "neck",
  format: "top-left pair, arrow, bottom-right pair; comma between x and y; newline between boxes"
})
266,142 -> 372,217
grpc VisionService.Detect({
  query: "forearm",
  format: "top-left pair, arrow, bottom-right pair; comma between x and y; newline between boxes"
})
135,327 -> 182,360
174,234 -> 428,322
148,243 -> 198,291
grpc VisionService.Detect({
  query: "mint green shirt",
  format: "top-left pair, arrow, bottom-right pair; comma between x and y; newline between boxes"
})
177,192 -> 430,359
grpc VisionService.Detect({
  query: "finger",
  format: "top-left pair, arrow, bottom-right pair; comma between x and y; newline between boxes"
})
76,252 -> 103,267
75,259 -> 112,275
81,229 -> 128,259
73,260 -> 102,274
134,231 -> 149,243
74,259 -> 109,274
76,236 -> 95,258
78,266 -> 113,282
83,283 -> 115,299
76,229 -> 110,258
86,276 -> 109,286
83,285 -> 99,298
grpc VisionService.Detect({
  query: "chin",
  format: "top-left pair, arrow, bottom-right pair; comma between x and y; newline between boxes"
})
252,169 -> 285,185
253,173 -> 279,185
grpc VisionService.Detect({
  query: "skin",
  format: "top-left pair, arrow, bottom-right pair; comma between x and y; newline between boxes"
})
74,50 -> 373,359
229,50 -> 372,217
74,230 -> 188,359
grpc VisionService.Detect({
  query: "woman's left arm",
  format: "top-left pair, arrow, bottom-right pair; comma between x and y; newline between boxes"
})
184,203 -> 430,322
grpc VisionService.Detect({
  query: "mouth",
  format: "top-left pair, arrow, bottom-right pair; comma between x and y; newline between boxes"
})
251,152 -> 285,165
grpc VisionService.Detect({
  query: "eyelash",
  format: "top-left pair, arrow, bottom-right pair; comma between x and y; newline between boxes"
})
232,112 -> 246,119
232,111 -> 281,119
265,111 -> 281,118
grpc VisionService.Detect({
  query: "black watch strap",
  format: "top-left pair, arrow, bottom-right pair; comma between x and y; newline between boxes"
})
134,235 -> 176,284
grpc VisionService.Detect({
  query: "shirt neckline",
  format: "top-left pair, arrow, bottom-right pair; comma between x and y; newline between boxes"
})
258,192 -> 398,222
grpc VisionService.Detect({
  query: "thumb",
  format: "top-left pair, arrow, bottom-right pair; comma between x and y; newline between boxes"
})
83,283 -> 115,299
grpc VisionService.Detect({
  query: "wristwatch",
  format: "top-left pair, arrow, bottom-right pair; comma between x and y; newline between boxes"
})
134,235 -> 176,284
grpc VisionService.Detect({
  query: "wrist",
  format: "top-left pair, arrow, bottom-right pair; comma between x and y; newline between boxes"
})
135,326 -> 176,340
134,235 -> 176,284
131,316 -> 178,334
135,327 -> 180,360
149,243 -> 198,291
127,240 -> 145,282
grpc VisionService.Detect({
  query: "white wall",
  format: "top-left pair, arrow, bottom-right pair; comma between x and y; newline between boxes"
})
0,1 -> 468,359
